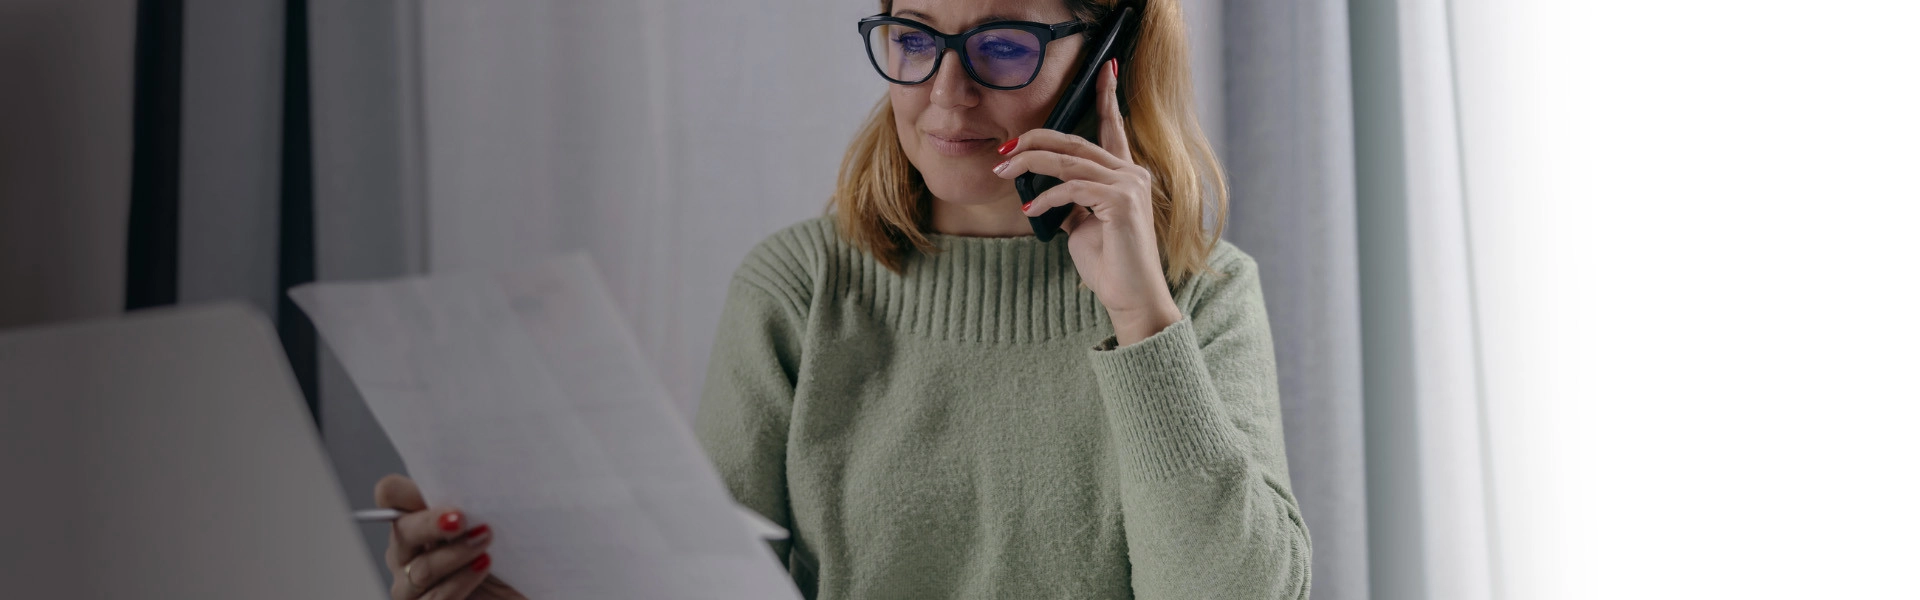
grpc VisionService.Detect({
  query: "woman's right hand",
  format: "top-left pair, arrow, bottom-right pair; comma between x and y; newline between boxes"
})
375,474 -> 527,600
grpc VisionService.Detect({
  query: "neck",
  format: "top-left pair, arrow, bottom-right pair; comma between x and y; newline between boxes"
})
930,194 -> 1033,238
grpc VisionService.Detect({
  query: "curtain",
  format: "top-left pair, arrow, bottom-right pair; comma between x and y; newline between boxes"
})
115,0 -> 323,421
308,0 -> 424,566
1219,0 -> 1370,597
0,0 -> 136,331
1352,0 -> 1498,598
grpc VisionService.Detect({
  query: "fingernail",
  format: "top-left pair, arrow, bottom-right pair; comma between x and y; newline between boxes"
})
992,160 -> 1009,175
1021,201 -> 1032,212
997,138 -> 1018,155
463,524 -> 492,547
437,511 -> 463,533
1109,58 -> 1118,78
470,553 -> 491,573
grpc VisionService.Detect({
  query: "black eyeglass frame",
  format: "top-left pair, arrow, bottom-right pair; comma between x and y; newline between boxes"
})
856,14 -> 1091,91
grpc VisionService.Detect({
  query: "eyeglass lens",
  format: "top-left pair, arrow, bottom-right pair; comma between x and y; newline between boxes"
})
867,23 -> 1044,88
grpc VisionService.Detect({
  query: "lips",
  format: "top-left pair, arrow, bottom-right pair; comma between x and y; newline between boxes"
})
927,129 -> 993,141
926,130 -> 998,157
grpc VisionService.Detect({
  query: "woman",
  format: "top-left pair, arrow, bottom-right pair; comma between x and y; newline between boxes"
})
373,0 -> 1311,598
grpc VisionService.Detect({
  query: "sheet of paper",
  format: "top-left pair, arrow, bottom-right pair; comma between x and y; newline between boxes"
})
291,255 -> 798,600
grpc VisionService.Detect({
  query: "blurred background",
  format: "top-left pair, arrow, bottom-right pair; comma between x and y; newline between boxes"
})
1,0 -> 1914,598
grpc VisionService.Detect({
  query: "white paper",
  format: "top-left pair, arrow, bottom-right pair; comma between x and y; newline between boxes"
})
737,504 -> 790,542
290,255 -> 798,600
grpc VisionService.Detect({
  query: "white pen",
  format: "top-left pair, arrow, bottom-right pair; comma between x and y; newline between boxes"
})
352,508 -> 405,522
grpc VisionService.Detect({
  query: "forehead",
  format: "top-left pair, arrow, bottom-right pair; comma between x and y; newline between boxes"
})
889,0 -> 1073,30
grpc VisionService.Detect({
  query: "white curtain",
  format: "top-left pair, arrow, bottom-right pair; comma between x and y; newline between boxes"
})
1351,0 -> 1498,598
1449,2 -> 1920,598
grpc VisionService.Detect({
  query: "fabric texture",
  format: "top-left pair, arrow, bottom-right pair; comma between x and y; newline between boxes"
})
1221,0 -> 1371,595
693,216 -> 1311,599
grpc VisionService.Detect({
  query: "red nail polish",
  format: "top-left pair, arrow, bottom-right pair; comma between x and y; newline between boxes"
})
997,138 -> 1019,155
470,553 -> 491,573
1021,201 -> 1032,212
1109,58 -> 1118,77
463,523 -> 492,547
437,511 -> 462,532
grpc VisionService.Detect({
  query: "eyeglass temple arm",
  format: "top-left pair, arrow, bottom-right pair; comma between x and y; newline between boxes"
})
1049,21 -> 1089,40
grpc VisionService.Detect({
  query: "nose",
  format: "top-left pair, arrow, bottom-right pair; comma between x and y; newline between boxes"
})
928,49 -> 981,109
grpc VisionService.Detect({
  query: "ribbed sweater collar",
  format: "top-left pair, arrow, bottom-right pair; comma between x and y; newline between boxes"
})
830,230 -> 1111,344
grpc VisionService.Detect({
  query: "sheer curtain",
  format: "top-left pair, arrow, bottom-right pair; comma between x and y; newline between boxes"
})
1219,0 -> 1372,597
1451,2 -> 1920,598
1351,0 -> 1498,598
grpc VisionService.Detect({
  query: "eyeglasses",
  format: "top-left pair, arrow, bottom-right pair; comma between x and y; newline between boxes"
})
857,14 -> 1089,91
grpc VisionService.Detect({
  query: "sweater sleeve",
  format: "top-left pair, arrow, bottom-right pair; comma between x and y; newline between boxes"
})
692,272 -> 807,576
1086,253 -> 1313,599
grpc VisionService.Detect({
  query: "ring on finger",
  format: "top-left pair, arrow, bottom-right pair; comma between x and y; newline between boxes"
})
404,560 -> 426,596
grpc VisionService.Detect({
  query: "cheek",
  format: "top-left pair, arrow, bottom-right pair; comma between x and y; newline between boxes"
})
990,92 -> 1056,136
890,87 -> 925,145
1000,43 -> 1084,130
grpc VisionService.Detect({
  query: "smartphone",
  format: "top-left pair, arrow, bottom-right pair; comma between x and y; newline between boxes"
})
1015,5 -> 1140,242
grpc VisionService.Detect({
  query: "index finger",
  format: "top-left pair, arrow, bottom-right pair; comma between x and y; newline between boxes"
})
395,506 -> 469,549
1097,57 -> 1131,163
377,475 -> 471,547
1007,129 -> 1129,171
375,474 -> 426,512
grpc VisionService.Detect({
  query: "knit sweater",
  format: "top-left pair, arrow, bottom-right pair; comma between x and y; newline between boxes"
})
692,216 -> 1311,599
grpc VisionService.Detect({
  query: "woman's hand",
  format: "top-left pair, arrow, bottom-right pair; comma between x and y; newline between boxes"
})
994,58 -> 1182,346
375,475 -> 527,600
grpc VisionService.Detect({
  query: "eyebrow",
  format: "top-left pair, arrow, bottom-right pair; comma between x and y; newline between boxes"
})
893,9 -> 1027,31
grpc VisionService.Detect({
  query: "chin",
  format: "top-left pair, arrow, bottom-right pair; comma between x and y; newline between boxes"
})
923,174 -> 1010,206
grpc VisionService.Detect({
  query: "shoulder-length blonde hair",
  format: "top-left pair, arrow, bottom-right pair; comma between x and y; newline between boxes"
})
829,0 -> 1228,289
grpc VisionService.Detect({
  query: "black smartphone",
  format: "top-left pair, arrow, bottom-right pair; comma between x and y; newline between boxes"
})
1015,5 -> 1140,242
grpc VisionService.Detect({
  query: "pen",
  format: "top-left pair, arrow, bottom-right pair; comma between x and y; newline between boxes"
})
353,508 -> 405,522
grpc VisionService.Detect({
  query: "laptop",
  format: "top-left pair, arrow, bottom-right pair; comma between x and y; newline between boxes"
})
0,303 -> 384,598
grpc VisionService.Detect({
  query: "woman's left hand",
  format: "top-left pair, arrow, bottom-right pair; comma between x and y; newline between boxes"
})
993,58 -> 1182,346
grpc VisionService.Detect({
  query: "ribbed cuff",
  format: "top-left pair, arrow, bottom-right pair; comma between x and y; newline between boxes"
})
1086,317 -> 1243,480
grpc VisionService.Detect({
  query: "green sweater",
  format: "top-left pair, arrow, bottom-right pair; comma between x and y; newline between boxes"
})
693,216 -> 1311,599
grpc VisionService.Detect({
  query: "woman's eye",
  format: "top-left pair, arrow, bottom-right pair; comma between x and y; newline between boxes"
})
977,39 -> 1034,61
894,33 -> 935,54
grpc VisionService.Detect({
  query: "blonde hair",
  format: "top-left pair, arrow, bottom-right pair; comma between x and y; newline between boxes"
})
829,0 -> 1227,289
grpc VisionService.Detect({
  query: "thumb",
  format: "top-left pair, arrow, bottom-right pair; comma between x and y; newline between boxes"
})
374,474 -> 427,511
1059,205 -> 1092,235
